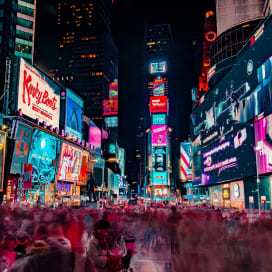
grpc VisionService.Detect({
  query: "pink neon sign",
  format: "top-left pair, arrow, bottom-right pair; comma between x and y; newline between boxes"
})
151,125 -> 167,146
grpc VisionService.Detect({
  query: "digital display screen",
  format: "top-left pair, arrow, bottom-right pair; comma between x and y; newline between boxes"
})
152,146 -> 167,172
151,124 -> 167,146
152,171 -> 167,185
149,61 -> 167,74
180,142 -> 192,181
65,88 -> 83,141
152,114 -> 166,125
150,96 -> 168,113
89,120 -> 101,154
153,80 -> 165,96
57,142 -> 83,182
0,131 -> 6,192
201,125 -> 256,185
103,98 -> 118,116
10,122 -> 32,174
254,113 -> 272,174
28,129 -> 59,184
104,116 -> 118,128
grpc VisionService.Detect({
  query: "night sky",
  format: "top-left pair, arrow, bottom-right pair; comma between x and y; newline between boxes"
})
34,0 -> 216,177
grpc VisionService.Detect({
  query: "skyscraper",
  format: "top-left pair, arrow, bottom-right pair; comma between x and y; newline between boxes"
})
53,0 -> 118,127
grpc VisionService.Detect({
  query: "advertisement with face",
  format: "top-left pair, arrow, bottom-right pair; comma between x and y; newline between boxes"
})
151,124 -> 167,146
0,131 -> 6,192
57,142 -> 83,182
28,129 -> 59,184
254,114 -> 272,174
202,125 -> 256,185
65,88 -> 83,141
89,120 -> 101,154
17,58 -> 60,128
10,122 -> 32,174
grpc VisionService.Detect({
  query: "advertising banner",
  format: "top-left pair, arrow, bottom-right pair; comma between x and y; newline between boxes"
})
103,98 -> 118,116
152,146 -> 167,172
78,150 -> 89,184
180,142 -> 192,181
152,171 -> 168,185
201,125 -> 256,185
254,113 -> 272,174
10,122 -> 32,174
89,120 -> 101,154
23,163 -> 32,189
65,88 -> 83,141
153,80 -> 165,96
149,61 -> 167,74
104,116 -> 118,128
57,142 -> 83,182
17,58 -> 60,128
151,124 -> 167,146
152,114 -> 166,125
28,129 -> 59,184
150,96 -> 168,113
109,81 -> 118,97
0,130 -> 6,192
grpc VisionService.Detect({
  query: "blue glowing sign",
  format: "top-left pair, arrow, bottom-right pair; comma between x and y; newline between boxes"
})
28,129 -> 60,184
152,114 -> 166,125
152,171 -> 167,185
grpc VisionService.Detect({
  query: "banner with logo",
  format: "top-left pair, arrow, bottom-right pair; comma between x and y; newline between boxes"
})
23,163 -> 32,189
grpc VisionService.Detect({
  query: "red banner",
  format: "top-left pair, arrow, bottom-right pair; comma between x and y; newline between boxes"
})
23,163 -> 32,189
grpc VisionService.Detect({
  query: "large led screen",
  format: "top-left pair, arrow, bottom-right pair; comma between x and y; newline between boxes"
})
150,96 -> 168,113
152,171 -> 167,185
201,126 -> 256,185
17,58 -> 60,128
152,114 -> 166,125
65,88 -> 83,141
57,142 -> 83,182
89,120 -> 101,154
152,146 -> 167,172
78,150 -> 89,184
149,61 -> 167,74
103,98 -> 118,116
104,116 -> 118,128
180,142 -> 192,181
254,114 -> 272,174
10,122 -> 32,174
153,80 -> 165,96
0,131 -> 6,192
28,129 -> 59,184
109,81 -> 118,97
151,125 -> 167,146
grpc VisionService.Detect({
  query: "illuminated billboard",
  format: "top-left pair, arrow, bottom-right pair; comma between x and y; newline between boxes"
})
104,116 -> 118,128
152,114 -> 166,125
151,124 -> 167,146
10,122 -> 32,174
152,171 -> 168,185
0,130 -> 6,192
152,146 -> 167,172
109,81 -> 118,98
78,150 -> 89,184
65,88 -> 83,141
254,113 -> 272,174
17,58 -> 60,128
89,120 -> 101,154
153,80 -> 165,96
201,125 -> 256,185
57,142 -> 83,182
149,61 -> 167,74
150,96 -> 168,113
180,142 -> 192,181
103,98 -> 118,116
28,129 -> 60,184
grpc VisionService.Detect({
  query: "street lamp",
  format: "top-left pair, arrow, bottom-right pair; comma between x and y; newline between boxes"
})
255,145 -> 261,216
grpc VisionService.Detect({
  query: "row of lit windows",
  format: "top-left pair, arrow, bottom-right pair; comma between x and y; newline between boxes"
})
92,72 -> 103,76
81,54 -> 96,59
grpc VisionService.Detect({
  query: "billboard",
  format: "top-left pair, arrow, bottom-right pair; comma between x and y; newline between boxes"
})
10,122 -> 32,174
153,79 -> 165,96
152,171 -> 168,185
57,142 -> 83,182
78,150 -> 89,184
180,142 -> 192,181
17,58 -> 60,128
201,125 -> 256,185
150,96 -> 168,113
104,116 -> 118,128
152,146 -> 167,172
28,129 -> 59,184
0,130 -> 6,192
149,61 -> 167,74
89,120 -> 101,154
152,114 -> 166,125
103,98 -> 118,116
65,88 -> 83,141
109,81 -> 118,97
254,113 -> 272,174
151,124 -> 167,146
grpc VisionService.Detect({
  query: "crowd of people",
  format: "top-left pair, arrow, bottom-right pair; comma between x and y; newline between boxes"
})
0,202 -> 271,272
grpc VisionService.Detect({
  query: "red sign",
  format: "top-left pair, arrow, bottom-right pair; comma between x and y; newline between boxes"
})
150,96 -> 168,113
23,163 -> 32,189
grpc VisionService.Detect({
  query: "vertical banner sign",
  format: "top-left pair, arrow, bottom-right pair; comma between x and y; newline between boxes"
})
23,163 -> 32,189
0,130 -> 6,192
180,142 -> 192,181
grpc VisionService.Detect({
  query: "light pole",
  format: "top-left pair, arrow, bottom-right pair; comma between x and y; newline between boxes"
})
255,146 -> 261,216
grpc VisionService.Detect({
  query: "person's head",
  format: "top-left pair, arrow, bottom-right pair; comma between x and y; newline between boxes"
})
16,231 -> 30,245
34,223 -> 49,240
93,219 -> 111,240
